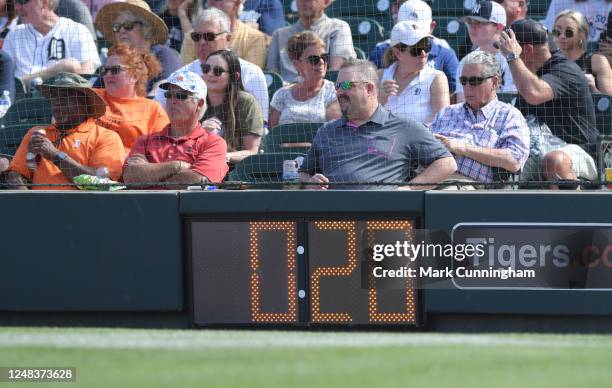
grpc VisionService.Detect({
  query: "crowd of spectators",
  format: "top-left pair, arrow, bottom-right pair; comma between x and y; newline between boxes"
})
0,0 -> 609,190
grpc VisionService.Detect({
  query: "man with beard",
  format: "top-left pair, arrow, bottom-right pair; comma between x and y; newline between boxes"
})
299,59 -> 456,190
7,73 -> 125,190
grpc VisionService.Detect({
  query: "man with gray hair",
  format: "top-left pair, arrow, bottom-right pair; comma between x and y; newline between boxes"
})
431,50 -> 529,184
124,70 -> 229,188
157,8 -> 269,123
4,0 -> 100,85
300,59 -> 456,190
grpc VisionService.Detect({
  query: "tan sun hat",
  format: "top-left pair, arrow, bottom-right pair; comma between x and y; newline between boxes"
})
95,0 -> 168,46
38,72 -> 107,119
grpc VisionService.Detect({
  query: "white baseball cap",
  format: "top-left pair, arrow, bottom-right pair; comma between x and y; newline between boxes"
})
390,21 -> 434,47
398,0 -> 433,31
461,1 -> 507,27
160,69 -> 208,97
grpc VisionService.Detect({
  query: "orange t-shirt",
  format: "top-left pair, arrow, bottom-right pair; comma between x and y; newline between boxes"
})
95,89 -> 170,153
9,119 -> 126,190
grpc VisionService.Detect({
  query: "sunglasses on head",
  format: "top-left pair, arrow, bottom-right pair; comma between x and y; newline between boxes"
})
304,54 -> 329,65
112,21 -> 143,33
191,31 -> 226,42
201,63 -> 228,76
164,91 -> 194,100
101,65 -> 130,76
334,80 -> 368,91
397,39 -> 432,57
552,28 -> 574,38
459,75 -> 494,86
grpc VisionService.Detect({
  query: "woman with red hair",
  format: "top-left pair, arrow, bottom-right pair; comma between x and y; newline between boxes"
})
95,43 -> 170,153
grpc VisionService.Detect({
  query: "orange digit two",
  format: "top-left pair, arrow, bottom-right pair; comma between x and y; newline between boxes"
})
311,221 -> 357,323
367,221 -> 416,324
249,222 -> 298,322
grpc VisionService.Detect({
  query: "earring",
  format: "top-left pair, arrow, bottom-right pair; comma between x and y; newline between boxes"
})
579,39 -> 584,47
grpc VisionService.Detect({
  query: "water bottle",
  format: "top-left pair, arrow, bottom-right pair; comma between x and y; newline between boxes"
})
0,90 -> 11,118
30,77 -> 43,98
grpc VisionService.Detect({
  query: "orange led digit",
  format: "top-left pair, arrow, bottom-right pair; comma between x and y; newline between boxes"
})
250,222 -> 298,323
311,221 -> 357,323
367,221 -> 416,324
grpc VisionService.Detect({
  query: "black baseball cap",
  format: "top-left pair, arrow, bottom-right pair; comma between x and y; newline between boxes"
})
511,19 -> 549,46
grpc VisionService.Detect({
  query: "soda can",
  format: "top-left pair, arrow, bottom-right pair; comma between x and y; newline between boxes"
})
282,159 -> 300,190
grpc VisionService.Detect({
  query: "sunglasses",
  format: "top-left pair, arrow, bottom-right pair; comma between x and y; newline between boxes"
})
304,54 -> 329,65
15,0 -> 31,5
552,28 -> 575,38
112,21 -> 143,33
164,91 -> 194,100
191,31 -> 226,42
334,80 -> 369,91
397,39 -> 432,57
201,63 -> 228,76
459,75 -> 494,86
101,65 -> 130,76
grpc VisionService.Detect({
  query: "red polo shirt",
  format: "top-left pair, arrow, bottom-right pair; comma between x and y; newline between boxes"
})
128,123 -> 229,183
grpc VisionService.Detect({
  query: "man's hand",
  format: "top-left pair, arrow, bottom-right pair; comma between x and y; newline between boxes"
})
498,29 -> 522,57
302,173 -> 329,190
201,117 -> 223,133
126,154 -> 149,166
29,134 -> 58,160
435,134 -> 467,156
584,73 -> 598,92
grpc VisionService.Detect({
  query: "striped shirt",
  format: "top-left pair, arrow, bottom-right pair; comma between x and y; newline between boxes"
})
430,99 -> 529,182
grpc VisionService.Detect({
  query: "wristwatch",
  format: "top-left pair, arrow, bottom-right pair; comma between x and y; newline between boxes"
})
506,52 -> 519,63
53,151 -> 68,166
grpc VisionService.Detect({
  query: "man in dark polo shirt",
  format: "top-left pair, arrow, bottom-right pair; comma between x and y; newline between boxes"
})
299,59 -> 457,190
498,19 -> 598,186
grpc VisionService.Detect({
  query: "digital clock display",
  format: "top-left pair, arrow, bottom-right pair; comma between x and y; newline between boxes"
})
189,218 -> 420,327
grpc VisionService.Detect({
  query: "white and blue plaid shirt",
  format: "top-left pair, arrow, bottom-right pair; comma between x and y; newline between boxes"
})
430,98 -> 530,183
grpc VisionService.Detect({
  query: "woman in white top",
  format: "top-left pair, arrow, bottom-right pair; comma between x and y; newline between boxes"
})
269,31 -> 341,128
379,21 -> 449,126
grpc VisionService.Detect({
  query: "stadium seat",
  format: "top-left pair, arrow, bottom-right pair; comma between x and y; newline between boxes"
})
343,16 -> 385,55
0,123 -> 36,156
354,46 -> 367,59
263,71 -> 284,100
432,16 -> 469,56
497,92 -> 517,105
592,94 -> 611,186
261,122 -> 323,153
430,0 -> 473,17
14,77 -> 26,101
228,151 -> 306,187
1,97 -> 52,126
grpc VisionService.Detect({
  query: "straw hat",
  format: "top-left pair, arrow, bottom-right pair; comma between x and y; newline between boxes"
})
95,0 -> 168,46
38,73 -> 107,119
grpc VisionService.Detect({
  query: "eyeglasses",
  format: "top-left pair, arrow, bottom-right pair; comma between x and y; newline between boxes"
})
459,75 -> 494,86
334,80 -> 369,91
201,63 -> 228,76
164,91 -> 194,100
304,54 -> 329,65
101,65 -> 131,76
191,31 -> 226,42
552,28 -> 575,38
15,0 -> 31,5
112,21 -> 143,33
397,39 -> 432,57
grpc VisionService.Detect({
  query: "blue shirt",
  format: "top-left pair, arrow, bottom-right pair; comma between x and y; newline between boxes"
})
244,0 -> 287,35
369,37 -> 459,93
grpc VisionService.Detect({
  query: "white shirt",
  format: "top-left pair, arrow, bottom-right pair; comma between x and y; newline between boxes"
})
155,57 -> 270,122
544,0 -> 612,42
270,79 -> 337,125
382,63 -> 443,126
4,17 -> 100,78
454,49 -> 516,96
